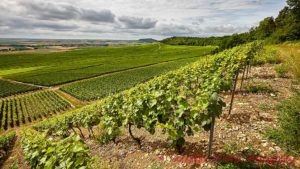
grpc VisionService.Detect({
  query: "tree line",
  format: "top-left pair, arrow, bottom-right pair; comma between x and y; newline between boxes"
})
161,0 -> 300,51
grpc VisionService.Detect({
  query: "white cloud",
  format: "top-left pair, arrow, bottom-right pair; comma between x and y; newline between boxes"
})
0,0 -> 286,39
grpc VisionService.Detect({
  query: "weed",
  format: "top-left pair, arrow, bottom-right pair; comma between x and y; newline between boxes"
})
224,142 -> 238,155
148,163 -> 163,169
259,103 -> 274,112
275,63 -> 289,78
244,82 -> 274,93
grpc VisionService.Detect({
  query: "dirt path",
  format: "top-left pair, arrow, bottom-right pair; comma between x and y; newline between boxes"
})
54,89 -> 84,107
0,77 -> 48,89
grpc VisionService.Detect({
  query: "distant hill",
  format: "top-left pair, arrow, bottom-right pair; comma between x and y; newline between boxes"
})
138,38 -> 157,43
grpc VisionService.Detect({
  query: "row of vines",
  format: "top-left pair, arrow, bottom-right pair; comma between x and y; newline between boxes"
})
0,131 -> 15,161
0,91 -> 71,130
25,42 -> 263,168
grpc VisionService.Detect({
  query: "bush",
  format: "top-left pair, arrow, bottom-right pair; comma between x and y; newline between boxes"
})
275,63 -> 289,78
265,93 -> 300,155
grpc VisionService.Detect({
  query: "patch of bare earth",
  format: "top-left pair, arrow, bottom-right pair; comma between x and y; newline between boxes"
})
86,64 -> 299,169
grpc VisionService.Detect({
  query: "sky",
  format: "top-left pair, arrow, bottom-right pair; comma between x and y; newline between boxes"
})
0,0 -> 286,40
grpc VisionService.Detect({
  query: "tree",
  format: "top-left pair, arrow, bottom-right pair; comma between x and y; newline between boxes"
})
254,17 -> 276,39
287,0 -> 300,19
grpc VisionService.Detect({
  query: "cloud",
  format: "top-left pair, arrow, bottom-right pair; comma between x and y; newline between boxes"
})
19,1 -> 115,23
204,24 -> 250,34
118,16 -> 157,29
20,1 -> 79,20
0,17 -> 79,31
80,9 -> 115,23
0,0 -> 286,39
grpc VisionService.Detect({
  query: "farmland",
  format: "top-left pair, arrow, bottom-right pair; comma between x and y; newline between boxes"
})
0,43 -> 215,86
61,57 -> 200,100
0,90 -> 71,130
0,79 -> 39,98
0,43 -> 214,130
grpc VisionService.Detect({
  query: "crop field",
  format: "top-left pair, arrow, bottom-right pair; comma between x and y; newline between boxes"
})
61,57 -> 200,100
0,43 -> 215,86
0,90 -> 71,130
0,79 -> 39,98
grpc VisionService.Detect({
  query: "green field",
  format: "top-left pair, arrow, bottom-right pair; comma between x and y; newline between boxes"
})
0,43 -> 215,86
0,80 -> 39,98
61,57 -> 199,100
0,90 -> 71,130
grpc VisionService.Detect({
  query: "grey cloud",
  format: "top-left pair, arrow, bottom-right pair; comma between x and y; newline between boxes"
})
191,17 -> 205,25
20,1 -> 79,20
153,24 -> 196,36
19,1 -> 115,23
204,24 -> 250,34
80,9 -> 115,23
0,17 -> 79,31
118,16 -> 157,29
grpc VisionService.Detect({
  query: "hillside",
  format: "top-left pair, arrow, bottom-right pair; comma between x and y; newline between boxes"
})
1,42 -> 299,169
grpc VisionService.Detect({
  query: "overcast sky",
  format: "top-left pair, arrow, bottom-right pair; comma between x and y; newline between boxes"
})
0,0 -> 286,40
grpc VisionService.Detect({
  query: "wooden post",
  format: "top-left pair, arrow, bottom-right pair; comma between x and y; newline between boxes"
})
245,64 -> 250,80
240,65 -> 246,91
228,72 -> 239,115
207,110 -> 215,159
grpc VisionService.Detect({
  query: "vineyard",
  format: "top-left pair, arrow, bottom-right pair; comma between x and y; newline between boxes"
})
0,41 -> 299,169
0,44 -> 214,86
61,57 -> 199,100
0,131 -> 15,161
0,80 -> 39,98
0,0 -> 299,167
0,91 -> 71,130
21,42 -> 262,168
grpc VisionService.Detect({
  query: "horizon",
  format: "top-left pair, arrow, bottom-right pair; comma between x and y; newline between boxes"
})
1,0 -> 286,40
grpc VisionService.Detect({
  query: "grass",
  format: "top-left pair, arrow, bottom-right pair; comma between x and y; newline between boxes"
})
263,42 -> 300,156
265,93 -> 300,155
0,43 -> 215,86
274,63 -> 289,78
253,46 -> 282,65
0,80 -> 39,98
244,81 -> 274,93
259,103 -> 274,112
275,42 -> 300,79
0,66 -> 44,76
61,57 -> 199,100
